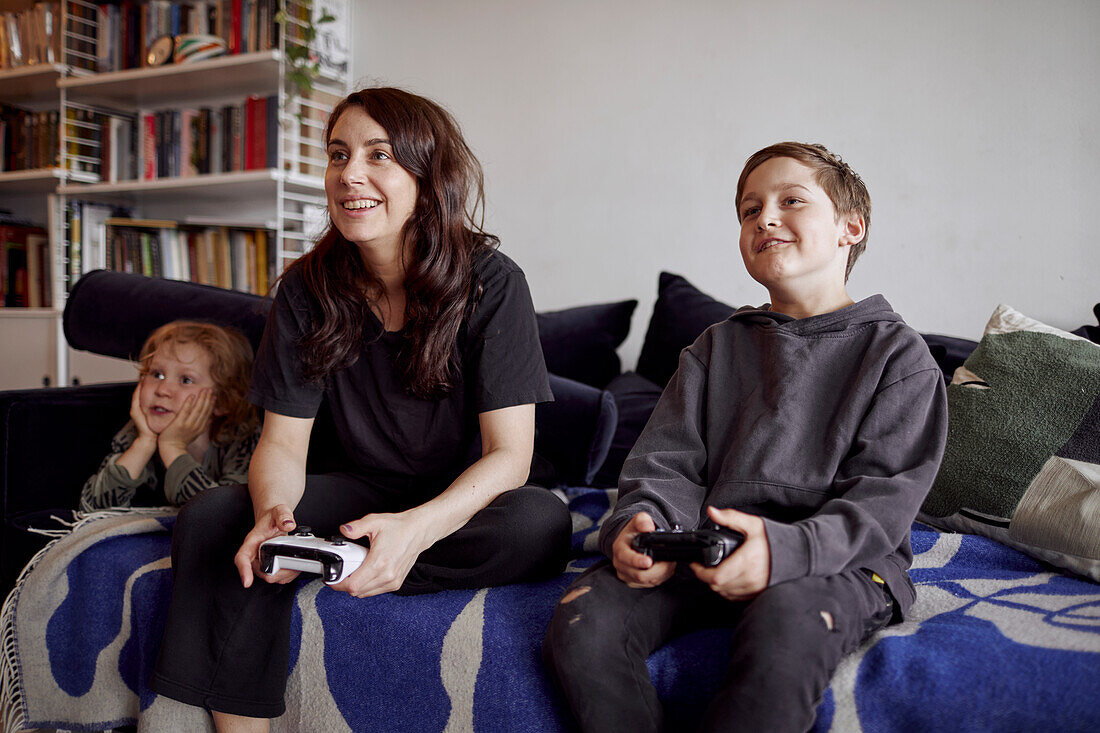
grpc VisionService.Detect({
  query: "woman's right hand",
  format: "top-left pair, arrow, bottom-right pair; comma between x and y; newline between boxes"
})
234,504 -> 299,588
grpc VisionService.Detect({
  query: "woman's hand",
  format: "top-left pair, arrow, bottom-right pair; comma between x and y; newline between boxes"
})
234,503 -> 299,588
158,389 -> 215,453
611,512 -> 675,588
329,511 -> 434,597
690,506 -> 771,601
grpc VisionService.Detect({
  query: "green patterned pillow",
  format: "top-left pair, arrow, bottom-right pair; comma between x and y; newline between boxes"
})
920,304 -> 1100,581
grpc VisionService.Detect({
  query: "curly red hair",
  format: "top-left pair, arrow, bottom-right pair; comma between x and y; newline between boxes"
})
137,321 -> 259,443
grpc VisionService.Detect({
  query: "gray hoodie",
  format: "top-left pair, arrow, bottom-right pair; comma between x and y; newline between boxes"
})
598,295 -> 948,617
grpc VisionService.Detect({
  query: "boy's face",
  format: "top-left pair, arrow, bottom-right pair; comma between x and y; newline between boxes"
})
138,341 -> 217,435
737,157 -> 863,295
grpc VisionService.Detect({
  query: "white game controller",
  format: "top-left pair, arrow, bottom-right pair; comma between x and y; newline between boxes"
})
259,527 -> 367,585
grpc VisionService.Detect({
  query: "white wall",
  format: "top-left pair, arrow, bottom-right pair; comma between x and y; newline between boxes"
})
356,0 -> 1100,366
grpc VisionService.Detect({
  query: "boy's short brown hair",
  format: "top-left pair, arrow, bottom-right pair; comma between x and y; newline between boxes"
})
735,142 -> 871,281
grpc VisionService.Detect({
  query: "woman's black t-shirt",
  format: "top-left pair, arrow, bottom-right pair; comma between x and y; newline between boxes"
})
247,249 -> 552,481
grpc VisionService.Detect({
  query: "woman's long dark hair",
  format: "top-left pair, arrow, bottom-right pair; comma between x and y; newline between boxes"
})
291,87 -> 498,399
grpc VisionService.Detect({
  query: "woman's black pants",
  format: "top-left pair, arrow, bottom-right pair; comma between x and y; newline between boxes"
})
149,473 -> 572,717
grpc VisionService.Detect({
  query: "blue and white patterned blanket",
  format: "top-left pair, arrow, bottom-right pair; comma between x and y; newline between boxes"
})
3,487 -> 1099,732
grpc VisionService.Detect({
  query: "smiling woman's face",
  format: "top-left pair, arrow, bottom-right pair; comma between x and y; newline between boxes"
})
324,105 -> 419,255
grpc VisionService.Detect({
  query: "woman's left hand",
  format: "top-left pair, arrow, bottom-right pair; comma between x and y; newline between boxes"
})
330,511 -> 434,597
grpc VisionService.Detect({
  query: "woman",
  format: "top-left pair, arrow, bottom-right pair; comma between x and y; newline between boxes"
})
150,87 -> 573,730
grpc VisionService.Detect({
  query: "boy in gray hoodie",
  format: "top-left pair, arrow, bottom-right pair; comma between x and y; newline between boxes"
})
544,142 -> 949,732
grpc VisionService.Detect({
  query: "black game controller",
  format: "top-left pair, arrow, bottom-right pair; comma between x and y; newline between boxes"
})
631,525 -> 745,566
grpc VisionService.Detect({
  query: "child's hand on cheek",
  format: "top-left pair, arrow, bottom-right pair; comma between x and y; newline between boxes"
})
691,506 -> 771,601
116,380 -> 159,481
130,380 -> 157,442
157,389 -> 215,454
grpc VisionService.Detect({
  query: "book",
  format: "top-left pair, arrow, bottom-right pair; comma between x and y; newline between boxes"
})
0,224 -> 46,307
212,226 -> 231,288
265,93 -> 278,169
244,95 -> 266,170
3,240 -> 27,307
67,200 -> 81,291
141,111 -> 156,179
254,228 -> 268,294
25,231 -> 49,308
80,202 -> 115,273
229,104 -> 243,172
195,108 -> 210,175
208,106 -> 223,174
180,108 -> 198,177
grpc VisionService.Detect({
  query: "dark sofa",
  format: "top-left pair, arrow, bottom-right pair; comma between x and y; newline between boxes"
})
3,270 -> 1100,733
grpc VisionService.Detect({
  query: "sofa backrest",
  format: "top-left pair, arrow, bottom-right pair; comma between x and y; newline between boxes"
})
64,269 -> 271,361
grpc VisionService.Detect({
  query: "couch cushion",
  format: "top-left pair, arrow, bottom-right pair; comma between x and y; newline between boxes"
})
919,304 -> 1100,581
535,374 -> 618,486
591,371 -> 663,488
64,269 -> 269,358
635,273 -> 738,388
1071,302 -> 1100,344
535,300 -> 637,389
920,333 -> 980,383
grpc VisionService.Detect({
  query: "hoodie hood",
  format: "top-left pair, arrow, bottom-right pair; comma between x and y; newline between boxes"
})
728,294 -> 902,337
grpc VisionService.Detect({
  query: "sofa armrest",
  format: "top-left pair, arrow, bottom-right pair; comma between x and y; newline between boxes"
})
1,382 -> 133,595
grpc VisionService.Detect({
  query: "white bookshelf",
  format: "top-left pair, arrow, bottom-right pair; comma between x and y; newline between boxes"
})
0,0 -> 348,390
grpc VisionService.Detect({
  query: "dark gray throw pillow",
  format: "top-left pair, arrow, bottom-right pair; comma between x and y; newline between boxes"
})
535,374 -> 618,487
536,300 -> 637,389
635,272 -> 738,388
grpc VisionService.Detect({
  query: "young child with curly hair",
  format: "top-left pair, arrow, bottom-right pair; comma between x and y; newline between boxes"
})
80,320 -> 261,512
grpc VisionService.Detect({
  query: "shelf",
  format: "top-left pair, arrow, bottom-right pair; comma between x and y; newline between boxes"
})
0,64 -> 65,108
0,168 -> 66,195
57,169 -> 324,201
60,51 -> 282,108
0,308 -> 57,319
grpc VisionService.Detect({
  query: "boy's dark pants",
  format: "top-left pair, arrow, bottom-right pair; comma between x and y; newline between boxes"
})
543,561 -> 894,733
150,474 -> 572,718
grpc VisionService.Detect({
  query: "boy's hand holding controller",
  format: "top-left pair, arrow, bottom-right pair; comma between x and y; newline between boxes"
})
690,506 -> 771,601
612,512 -> 676,588
236,503 -> 302,588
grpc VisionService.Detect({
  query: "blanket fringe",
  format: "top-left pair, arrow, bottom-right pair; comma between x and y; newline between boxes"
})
0,507 -> 177,733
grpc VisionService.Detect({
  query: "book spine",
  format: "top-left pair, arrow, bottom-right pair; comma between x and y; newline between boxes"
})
265,93 -> 277,169
229,0 -> 241,55
230,104 -> 242,172
142,111 -> 156,179
244,95 -> 265,170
